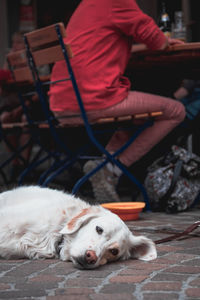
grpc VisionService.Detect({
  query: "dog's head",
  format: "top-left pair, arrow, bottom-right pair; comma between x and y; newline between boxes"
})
59,206 -> 157,269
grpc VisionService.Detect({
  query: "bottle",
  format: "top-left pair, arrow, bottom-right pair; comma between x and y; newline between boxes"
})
158,1 -> 172,37
172,11 -> 187,41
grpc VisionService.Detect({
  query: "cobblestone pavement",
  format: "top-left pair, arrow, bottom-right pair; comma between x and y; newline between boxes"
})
0,208 -> 200,300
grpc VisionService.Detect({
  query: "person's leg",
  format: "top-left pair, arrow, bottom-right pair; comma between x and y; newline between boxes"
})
83,91 -> 185,202
101,91 -> 186,166
54,91 -> 185,202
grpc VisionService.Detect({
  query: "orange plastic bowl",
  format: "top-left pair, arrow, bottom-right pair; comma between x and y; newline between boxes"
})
101,202 -> 145,221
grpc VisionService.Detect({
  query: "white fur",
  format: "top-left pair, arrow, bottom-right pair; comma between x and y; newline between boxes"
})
0,186 -> 157,269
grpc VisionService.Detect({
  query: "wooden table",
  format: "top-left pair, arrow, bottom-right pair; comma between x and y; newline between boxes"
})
126,42 -> 200,96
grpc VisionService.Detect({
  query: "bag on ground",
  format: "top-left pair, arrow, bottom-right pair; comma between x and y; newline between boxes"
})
144,145 -> 200,213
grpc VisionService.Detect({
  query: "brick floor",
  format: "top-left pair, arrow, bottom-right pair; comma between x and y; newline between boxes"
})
0,208 -> 200,299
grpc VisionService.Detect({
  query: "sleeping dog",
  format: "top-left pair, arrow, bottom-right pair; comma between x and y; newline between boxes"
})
0,186 -> 157,269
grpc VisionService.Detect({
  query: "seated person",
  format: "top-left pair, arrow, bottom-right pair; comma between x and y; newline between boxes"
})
48,0 -> 186,202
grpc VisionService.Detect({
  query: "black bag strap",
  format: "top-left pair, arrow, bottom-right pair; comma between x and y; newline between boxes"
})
159,159 -> 183,210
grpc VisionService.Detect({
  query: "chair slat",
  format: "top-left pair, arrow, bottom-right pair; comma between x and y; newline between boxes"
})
134,111 -> 163,119
32,44 -> 73,66
25,23 -> 66,49
13,67 -> 33,82
7,50 -> 27,67
96,112 -> 163,124
2,122 -> 29,129
6,50 -> 33,82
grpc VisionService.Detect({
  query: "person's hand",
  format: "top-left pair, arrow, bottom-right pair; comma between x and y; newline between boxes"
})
173,86 -> 188,100
167,37 -> 185,46
160,36 -> 185,50
131,43 -> 147,53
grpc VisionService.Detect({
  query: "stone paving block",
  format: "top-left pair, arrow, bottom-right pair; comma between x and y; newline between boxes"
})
179,248 -> 200,256
189,278 -> 200,286
142,293 -> 179,300
0,275 -> 27,284
166,252 -> 199,261
0,283 -> 10,291
100,283 -> 136,294
0,289 -> 46,299
40,261 -> 76,276
183,259 -> 200,266
150,257 -> 178,265
55,287 -> 94,296
119,268 -> 153,276
110,275 -> 148,283
156,245 -> 185,252
79,269 -> 114,278
123,261 -> 168,271
185,288 -> 200,298
90,293 -> 136,300
142,281 -> 182,291
47,296 -> 89,300
151,273 -> 189,282
4,260 -> 55,277
15,281 -> 60,292
0,263 -> 21,273
28,274 -> 64,284
66,277 -> 103,288
166,266 -> 200,274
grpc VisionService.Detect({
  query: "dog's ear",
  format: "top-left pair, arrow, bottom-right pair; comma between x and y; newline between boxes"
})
127,234 -> 157,261
60,207 -> 101,235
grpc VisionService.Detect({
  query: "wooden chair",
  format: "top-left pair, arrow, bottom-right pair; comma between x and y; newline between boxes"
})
4,49 -> 70,185
24,23 -> 163,209
0,51 -> 32,184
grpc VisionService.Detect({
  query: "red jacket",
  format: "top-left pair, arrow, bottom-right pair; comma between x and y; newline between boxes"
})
49,0 -> 166,112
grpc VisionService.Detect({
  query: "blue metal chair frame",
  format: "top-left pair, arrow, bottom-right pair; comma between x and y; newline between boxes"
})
56,24 -> 154,210
0,120 -> 33,184
17,90 -> 69,185
5,55 -> 71,186
23,36 -> 90,187
0,78 -> 45,185
24,23 -> 157,210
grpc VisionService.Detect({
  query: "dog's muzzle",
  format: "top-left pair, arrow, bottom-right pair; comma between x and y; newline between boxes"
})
73,250 -> 98,269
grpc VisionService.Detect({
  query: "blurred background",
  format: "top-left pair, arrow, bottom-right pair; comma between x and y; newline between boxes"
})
1,0 -> 200,68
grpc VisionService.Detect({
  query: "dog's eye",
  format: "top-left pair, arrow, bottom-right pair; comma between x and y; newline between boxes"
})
110,248 -> 119,256
96,226 -> 103,235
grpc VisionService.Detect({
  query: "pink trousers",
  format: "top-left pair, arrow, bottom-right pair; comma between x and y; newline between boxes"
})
55,91 -> 186,167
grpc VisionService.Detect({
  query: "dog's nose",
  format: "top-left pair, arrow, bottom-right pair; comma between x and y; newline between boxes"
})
85,250 -> 97,264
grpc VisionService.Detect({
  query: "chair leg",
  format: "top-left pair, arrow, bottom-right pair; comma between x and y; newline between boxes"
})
18,152 -> 53,185
71,120 -> 153,210
71,157 -> 151,211
41,156 -> 79,187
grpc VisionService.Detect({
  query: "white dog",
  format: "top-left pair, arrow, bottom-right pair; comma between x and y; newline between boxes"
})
0,185 -> 157,269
